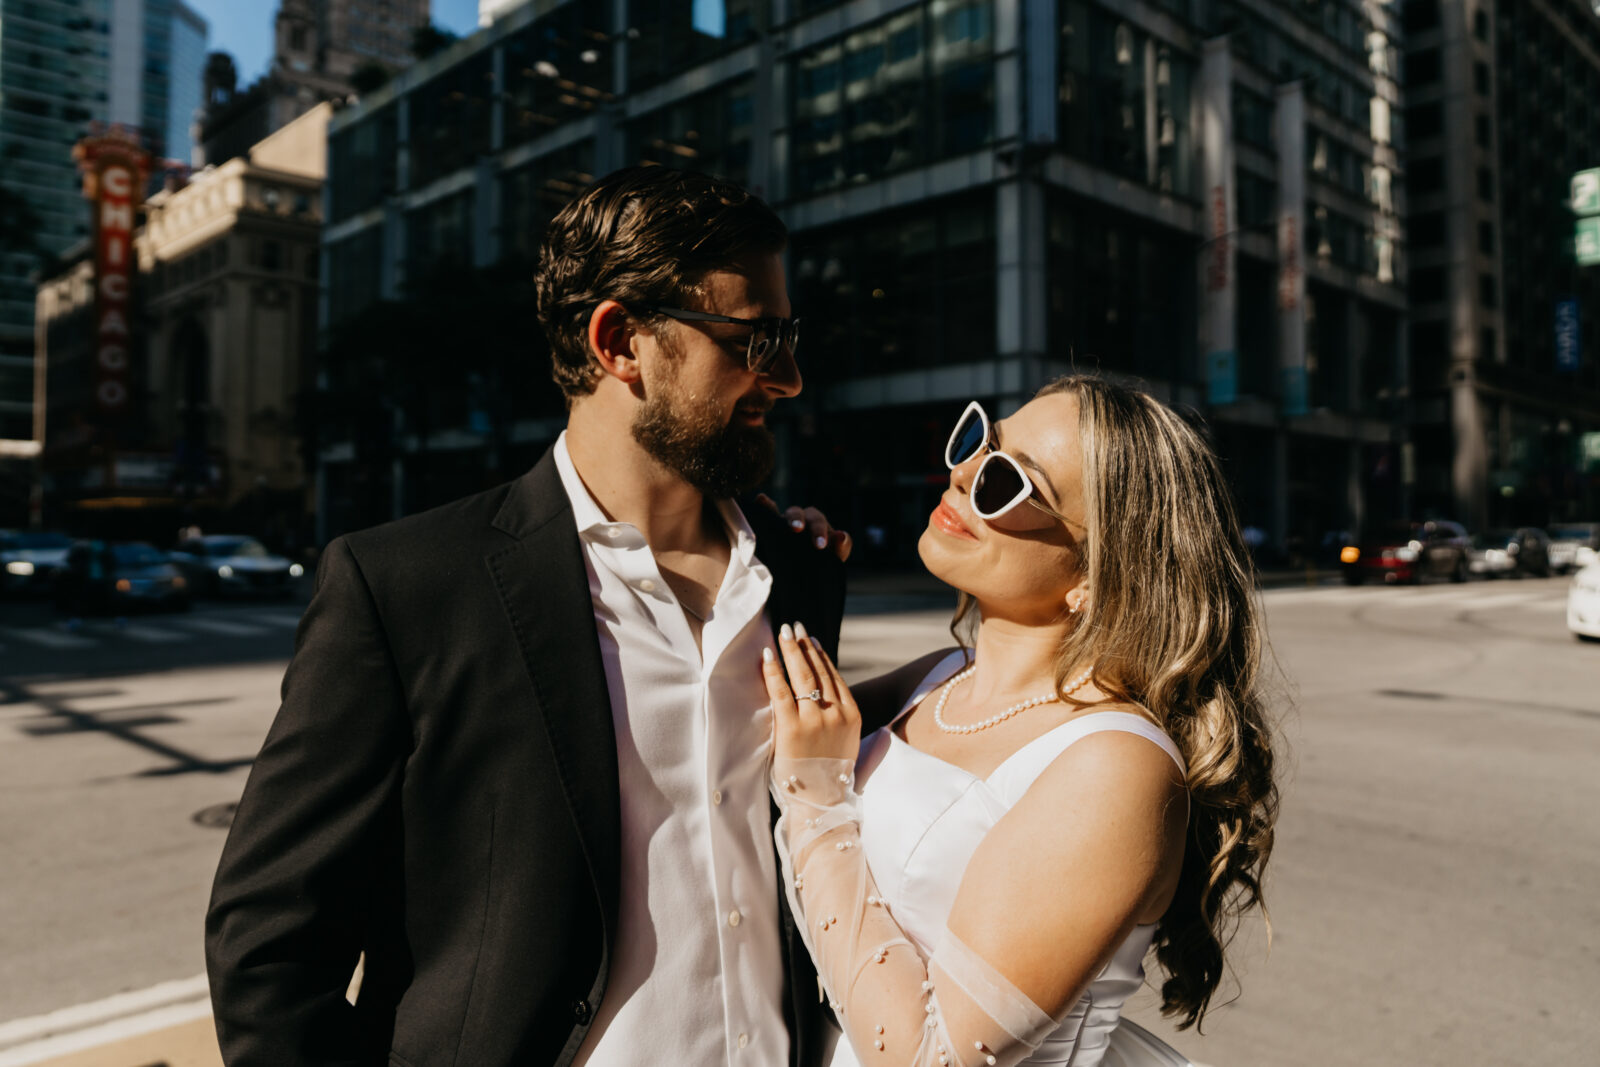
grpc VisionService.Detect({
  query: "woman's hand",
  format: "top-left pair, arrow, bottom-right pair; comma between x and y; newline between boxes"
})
763,621 -> 861,763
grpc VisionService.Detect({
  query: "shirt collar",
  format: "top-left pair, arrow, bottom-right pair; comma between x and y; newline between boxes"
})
554,431 -> 760,565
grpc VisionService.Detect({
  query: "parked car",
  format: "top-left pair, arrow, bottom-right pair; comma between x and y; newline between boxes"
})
53,540 -> 190,614
0,530 -> 73,595
1568,560 -> 1600,642
1340,519 -> 1470,585
1466,527 -> 1552,579
1547,522 -> 1600,574
168,535 -> 304,597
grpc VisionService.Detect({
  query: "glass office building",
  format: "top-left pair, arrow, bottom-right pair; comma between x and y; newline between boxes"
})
317,0 -> 1409,556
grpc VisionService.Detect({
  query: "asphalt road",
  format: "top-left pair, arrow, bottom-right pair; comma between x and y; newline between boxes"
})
0,576 -> 1594,1064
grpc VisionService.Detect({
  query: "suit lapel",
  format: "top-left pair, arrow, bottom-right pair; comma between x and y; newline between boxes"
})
486,452 -> 622,946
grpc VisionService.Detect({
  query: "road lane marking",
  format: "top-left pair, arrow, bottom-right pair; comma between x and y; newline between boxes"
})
0,628 -> 96,651
168,617 -> 270,637
255,613 -> 304,629
0,974 -> 209,1055
112,623 -> 190,644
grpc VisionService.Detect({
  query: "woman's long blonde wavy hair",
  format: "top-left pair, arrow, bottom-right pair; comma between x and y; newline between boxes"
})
957,374 -> 1278,1030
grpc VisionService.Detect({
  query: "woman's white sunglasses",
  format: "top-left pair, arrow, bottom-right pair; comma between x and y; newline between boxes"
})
944,401 -> 1071,524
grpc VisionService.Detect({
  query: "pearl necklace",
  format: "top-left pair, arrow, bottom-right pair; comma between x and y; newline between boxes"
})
932,662 -> 1097,735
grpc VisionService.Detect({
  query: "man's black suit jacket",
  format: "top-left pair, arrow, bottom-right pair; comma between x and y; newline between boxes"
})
205,451 -> 847,1066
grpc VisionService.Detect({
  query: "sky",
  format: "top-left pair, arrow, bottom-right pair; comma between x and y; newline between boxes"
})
184,0 -> 483,85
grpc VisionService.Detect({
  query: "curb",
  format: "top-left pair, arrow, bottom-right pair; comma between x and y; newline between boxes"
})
0,977 -> 211,1067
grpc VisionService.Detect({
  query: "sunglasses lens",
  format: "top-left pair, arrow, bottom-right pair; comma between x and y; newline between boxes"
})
972,456 -> 1027,517
748,333 -> 773,371
948,408 -> 986,466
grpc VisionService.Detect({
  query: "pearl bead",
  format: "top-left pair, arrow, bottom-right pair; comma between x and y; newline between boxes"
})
874,1039 -> 884,1050
932,661 -> 1096,734
876,1025 -> 885,1034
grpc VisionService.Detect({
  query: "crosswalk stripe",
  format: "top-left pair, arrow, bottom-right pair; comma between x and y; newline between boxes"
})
169,617 -> 270,637
2,627 -> 97,650
112,623 -> 190,644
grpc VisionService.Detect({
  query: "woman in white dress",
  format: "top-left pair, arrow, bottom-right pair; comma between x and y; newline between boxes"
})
760,376 -> 1279,1067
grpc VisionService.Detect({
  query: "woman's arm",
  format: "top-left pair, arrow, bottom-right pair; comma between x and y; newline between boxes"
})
763,628 -> 1185,1066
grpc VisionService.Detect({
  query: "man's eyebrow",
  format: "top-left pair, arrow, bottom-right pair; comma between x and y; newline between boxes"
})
995,424 -> 1060,504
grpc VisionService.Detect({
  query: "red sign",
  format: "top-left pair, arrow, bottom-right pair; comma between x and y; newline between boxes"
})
74,127 -> 150,421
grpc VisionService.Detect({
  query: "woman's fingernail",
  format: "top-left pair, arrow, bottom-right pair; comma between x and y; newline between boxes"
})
791,519 -> 805,531
794,620 -> 810,640
763,646 -> 774,663
810,636 -> 824,651
780,623 -> 794,641
815,536 -> 827,549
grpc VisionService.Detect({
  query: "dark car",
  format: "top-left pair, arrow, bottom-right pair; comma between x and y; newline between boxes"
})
54,540 -> 191,615
0,530 -> 74,595
1341,520 -> 1470,585
1467,527 -> 1552,579
168,535 -> 304,597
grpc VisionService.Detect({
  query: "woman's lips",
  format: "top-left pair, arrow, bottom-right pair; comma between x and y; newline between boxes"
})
930,500 -> 978,541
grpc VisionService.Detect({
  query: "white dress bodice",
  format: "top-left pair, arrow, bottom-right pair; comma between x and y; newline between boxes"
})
827,651 -> 1187,1067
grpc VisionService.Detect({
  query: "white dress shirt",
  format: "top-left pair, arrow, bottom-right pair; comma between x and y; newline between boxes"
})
556,434 -> 788,1067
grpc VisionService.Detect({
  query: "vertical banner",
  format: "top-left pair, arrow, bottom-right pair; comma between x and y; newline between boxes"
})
1276,81 -> 1308,416
1199,38 -> 1236,405
73,126 -> 150,424
1555,297 -> 1581,373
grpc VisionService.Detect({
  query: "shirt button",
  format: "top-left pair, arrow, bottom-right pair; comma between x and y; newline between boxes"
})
638,578 -> 656,592
728,909 -> 742,928
738,1032 -> 749,1049
711,789 -> 723,806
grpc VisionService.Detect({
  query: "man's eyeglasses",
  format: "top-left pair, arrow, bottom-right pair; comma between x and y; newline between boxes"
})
945,401 -> 1072,525
638,304 -> 800,375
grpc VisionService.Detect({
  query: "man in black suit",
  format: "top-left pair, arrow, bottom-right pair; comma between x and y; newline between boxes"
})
206,167 -> 848,1066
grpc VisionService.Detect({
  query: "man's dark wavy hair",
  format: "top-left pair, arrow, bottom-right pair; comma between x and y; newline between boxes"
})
533,166 -> 787,400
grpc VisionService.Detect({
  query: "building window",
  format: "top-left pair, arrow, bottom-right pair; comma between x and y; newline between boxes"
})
329,105 -> 398,223
260,241 -> 282,271
290,25 -> 308,51
1411,210 -> 1446,247
1406,102 -> 1443,140
502,5 -> 613,150
406,191 -> 475,283
1477,166 -> 1493,202
1060,1 -> 1193,194
1478,220 -> 1495,254
1411,266 -> 1446,303
408,53 -> 494,188
1480,326 -> 1496,361
499,141 -> 596,264
1406,48 -> 1440,85
629,77 -> 753,186
1474,8 -> 1489,42
1478,273 -> 1497,308
791,1 -> 995,197
1475,113 -> 1491,148
1474,61 -> 1490,95
1403,0 -> 1440,33
790,194 -> 995,375
1410,156 -> 1445,196
627,0 -> 758,91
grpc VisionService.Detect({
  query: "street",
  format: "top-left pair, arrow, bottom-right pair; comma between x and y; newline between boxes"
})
0,576 -> 1596,1065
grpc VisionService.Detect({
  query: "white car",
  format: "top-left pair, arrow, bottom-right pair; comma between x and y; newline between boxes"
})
1569,561 -> 1600,642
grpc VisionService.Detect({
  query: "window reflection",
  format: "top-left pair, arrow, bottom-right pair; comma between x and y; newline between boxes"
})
406,191 -> 474,284
329,107 -> 398,223
790,1 -> 993,196
502,7 -> 613,149
628,78 -> 754,185
409,54 -> 494,188
628,0 -> 759,91
500,142 -> 596,263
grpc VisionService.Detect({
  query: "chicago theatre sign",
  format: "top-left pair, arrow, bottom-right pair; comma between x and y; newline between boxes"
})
73,126 -> 151,422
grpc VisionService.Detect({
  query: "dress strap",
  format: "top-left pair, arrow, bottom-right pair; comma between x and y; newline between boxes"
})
986,713 -> 1187,797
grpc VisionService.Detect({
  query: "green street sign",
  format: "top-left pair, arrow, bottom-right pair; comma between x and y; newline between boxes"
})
1578,217 -> 1600,265
1574,168 -> 1600,216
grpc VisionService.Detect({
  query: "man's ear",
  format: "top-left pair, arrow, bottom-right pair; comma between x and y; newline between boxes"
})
587,299 -> 642,384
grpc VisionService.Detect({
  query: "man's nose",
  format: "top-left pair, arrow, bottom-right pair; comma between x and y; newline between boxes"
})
759,344 -> 802,399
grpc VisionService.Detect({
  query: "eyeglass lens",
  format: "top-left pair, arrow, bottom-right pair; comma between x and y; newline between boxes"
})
973,456 -> 1027,516
948,406 -> 988,466
749,319 -> 799,373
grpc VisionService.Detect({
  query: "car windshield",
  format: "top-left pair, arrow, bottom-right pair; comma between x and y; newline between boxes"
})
112,543 -> 169,567
207,538 -> 268,558
1471,530 -> 1515,549
1549,524 -> 1597,541
10,532 -> 72,550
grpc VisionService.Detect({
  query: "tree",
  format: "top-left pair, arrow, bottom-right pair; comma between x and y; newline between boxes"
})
411,24 -> 458,61
349,62 -> 392,95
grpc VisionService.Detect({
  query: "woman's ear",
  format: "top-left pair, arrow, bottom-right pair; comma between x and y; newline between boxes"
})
587,299 -> 641,384
1064,581 -> 1090,616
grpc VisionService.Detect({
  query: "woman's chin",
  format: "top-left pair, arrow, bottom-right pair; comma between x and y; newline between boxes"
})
916,530 -> 967,591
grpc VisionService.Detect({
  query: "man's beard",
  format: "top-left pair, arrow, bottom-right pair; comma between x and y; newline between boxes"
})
632,384 -> 775,498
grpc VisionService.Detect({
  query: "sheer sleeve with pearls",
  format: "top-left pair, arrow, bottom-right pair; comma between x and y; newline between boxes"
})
771,757 -> 1060,1066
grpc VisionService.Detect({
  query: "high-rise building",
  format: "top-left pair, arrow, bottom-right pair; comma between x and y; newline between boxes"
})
0,0 -> 114,446
1403,0 -> 1600,527
314,0 -> 1409,556
0,0 -> 206,453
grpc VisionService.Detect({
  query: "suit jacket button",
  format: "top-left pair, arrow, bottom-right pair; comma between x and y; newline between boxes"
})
573,1000 -> 592,1024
